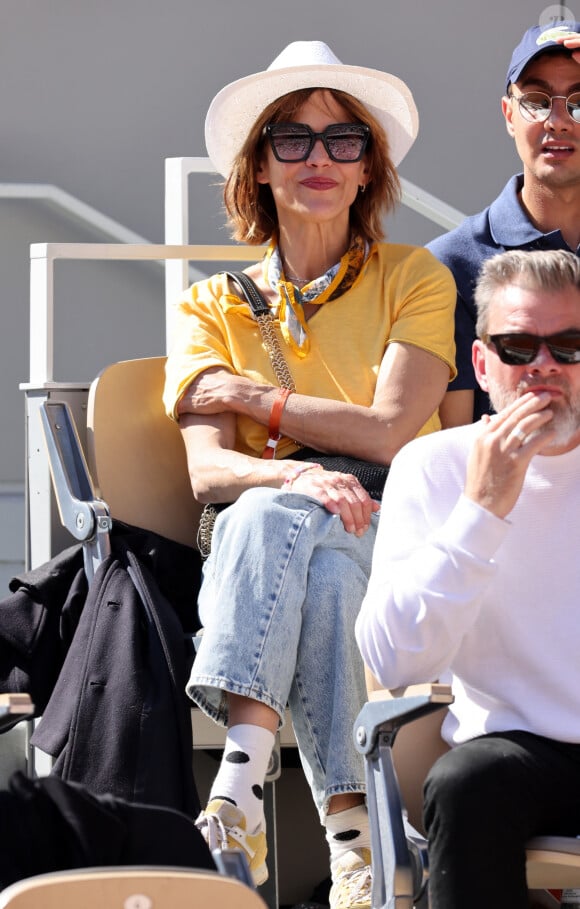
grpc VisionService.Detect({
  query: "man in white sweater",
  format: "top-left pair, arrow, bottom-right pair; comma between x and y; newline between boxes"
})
356,248 -> 580,909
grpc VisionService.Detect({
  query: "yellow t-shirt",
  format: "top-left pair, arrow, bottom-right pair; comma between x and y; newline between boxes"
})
163,243 -> 456,458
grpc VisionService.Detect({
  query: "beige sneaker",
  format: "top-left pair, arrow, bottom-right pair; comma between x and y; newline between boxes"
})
195,798 -> 268,886
329,847 -> 372,909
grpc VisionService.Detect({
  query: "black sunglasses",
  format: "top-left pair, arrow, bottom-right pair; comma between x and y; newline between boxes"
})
265,122 -> 370,163
483,331 -> 580,365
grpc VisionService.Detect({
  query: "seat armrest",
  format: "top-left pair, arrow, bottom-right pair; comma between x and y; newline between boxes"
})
39,401 -> 112,583
354,684 -> 454,909
0,693 -> 34,732
369,682 -> 453,704
355,684 -> 454,750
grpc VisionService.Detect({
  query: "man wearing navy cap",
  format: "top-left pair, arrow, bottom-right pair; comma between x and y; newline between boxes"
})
428,21 -> 580,426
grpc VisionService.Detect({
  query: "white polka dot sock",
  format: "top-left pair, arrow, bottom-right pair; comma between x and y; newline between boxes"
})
325,804 -> 371,871
209,723 -> 275,834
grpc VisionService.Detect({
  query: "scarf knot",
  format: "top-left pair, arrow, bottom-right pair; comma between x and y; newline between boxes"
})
263,235 -> 368,357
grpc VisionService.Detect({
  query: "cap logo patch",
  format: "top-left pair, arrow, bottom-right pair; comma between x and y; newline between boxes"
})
536,24 -> 577,46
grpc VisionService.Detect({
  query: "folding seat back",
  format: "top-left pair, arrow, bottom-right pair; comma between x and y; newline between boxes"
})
86,355 -> 201,548
357,679 -> 580,908
0,866 -> 267,909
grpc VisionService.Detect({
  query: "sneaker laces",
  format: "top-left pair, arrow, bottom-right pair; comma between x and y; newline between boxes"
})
196,806 -> 263,863
196,811 -> 229,853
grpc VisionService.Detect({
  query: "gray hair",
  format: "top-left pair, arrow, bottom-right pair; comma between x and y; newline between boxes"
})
475,249 -> 580,338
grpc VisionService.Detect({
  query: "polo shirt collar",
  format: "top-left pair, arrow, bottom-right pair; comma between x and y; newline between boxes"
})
488,174 -> 566,247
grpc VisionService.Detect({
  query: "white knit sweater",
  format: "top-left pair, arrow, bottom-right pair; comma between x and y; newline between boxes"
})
356,422 -> 580,746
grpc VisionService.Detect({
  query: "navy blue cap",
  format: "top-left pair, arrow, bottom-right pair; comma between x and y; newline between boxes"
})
506,20 -> 580,90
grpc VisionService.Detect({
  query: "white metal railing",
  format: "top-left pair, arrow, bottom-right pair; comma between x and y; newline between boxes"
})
27,242 -> 258,386
164,157 -> 465,348
398,178 -> 465,230
24,242 -> 258,572
22,158 -> 468,407
0,183 -> 154,246
15,159 -> 465,372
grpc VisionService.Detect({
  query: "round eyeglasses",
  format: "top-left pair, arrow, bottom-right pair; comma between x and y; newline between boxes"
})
264,122 -> 370,163
509,90 -> 580,124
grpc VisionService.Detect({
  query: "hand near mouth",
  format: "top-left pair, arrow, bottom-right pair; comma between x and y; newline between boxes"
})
464,392 -> 555,519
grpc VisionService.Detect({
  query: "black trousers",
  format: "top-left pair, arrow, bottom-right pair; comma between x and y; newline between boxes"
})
423,731 -> 580,909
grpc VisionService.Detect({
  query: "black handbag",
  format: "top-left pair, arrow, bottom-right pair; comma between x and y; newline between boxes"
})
290,447 -> 389,503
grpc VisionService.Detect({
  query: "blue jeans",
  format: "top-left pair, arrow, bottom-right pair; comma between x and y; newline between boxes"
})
187,486 -> 378,819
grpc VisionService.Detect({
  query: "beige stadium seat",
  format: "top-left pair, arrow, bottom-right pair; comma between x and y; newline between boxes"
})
356,677 -> 580,908
38,355 -> 294,909
0,866 -> 267,909
85,356 -> 201,549
0,694 -> 34,734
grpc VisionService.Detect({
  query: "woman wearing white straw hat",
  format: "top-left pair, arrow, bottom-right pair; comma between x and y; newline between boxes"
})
164,40 -> 456,909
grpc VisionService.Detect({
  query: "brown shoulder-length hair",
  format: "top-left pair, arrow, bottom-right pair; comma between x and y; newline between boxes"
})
222,88 -> 400,244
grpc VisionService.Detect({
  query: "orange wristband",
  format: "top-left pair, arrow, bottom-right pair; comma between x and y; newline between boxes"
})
262,388 -> 292,459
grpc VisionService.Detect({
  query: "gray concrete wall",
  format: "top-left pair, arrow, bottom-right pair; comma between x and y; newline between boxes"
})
0,0 -> 576,581
3,0 -> 574,241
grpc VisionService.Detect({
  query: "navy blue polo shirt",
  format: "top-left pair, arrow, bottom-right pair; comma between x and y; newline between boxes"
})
427,175 -> 580,421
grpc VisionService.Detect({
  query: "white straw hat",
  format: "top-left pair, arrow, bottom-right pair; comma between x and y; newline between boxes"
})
205,40 -> 419,177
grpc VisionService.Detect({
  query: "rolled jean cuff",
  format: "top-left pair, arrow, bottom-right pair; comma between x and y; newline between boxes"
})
187,675 -> 287,728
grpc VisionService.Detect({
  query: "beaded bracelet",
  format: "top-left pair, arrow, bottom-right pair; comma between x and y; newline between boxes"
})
283,462 -> 323,488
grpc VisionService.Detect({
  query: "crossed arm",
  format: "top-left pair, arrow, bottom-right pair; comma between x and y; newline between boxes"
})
178,341 -> 450,536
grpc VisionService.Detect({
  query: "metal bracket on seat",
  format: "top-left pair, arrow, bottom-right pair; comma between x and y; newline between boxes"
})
354,687 -> 453,909
39,401 -> 112,583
